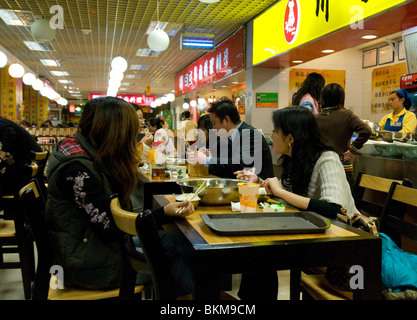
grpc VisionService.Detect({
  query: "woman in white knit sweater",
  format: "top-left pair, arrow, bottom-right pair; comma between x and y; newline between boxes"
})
236,106 -> 358,218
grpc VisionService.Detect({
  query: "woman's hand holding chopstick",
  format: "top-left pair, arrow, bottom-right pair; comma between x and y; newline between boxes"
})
165,200 -> 195,217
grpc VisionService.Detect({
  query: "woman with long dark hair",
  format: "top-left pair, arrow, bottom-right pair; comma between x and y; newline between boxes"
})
236,106 -> 358,218
291,72 -> 325,114
45,97 -> 193,293
234,106 -> 359,300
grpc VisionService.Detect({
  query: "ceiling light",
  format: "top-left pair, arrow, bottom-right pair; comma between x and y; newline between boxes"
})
322,49 -> 335,53
182,102 -> 190,109
361,35 -> 377,40
31,18 -> 56,42
58,79 -> 74,84
23,41 -> 54,51
130,64 -> 149,70
110,69 -> 124,82
111,56 -> 128,73
8,63 -> 25,78
292,60 -> 303,63
199,0 -> 220,3
167,93 -> 175,102
136,48 -> 161,57
190,100 -> 197,107
22,72 -> 36,85
50,71 -> 69,76
147,28 -> 170,52
125,74 -> 137,79
40,59 -> 63,66
0,51 -> 7,68
150,101 -> 157,108
32,79 -> 44,91
145,21 -> 182,37
0,9 -> 35,26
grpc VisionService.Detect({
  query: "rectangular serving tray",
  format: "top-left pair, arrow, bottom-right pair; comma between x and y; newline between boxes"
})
200,211 -> 330,236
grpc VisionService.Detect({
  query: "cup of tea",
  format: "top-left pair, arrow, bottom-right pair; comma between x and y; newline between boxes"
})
151,164 -> 166,181
237,182 -> 260,213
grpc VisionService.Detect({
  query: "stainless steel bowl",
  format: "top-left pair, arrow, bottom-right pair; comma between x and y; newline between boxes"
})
176,178 -> 240,205
393,132 -> 413,142
378,131 -> 394,142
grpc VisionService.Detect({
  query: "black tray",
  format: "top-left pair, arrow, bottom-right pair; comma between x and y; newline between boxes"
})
200,211 -> 330,236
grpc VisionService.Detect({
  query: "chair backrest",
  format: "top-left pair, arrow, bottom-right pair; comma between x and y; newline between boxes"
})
109,197 -> 138,236
31,150 -> 49,183
135,210 -> 176,300
380,183 -> 417,253
18,178 -> 52,300
352,172 -> 412,217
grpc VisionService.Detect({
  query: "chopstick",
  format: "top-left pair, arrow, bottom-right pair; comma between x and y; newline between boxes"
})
176,179 -> 208,214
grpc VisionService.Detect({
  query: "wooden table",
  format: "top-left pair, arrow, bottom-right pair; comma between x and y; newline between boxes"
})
153,195 -> 382,300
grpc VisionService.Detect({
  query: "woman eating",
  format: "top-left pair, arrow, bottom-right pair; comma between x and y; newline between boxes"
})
45,96 -> 193,296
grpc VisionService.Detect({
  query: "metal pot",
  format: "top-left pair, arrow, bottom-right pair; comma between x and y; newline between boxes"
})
176,178 -> 240,205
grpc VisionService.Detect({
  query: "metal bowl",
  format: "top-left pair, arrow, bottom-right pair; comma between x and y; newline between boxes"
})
393,132 -> 413,142
176,178 -> 240,205
378,131 -> 394,142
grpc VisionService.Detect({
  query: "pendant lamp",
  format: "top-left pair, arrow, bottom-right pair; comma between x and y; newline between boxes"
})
147,0 -> 169,52
0,51 -> 7,68
9,63 -> 25,78
31,18 -> 56,42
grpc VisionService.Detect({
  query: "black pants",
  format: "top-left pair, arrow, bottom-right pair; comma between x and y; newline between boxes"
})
238,271 -> 278,300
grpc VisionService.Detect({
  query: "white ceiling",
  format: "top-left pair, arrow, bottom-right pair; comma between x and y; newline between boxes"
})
0,0 -> 279,102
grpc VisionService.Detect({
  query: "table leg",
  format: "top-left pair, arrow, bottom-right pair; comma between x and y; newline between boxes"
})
289,269 -> 301,300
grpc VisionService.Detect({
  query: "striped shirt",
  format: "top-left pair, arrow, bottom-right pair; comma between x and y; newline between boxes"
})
307,151 -> 359,217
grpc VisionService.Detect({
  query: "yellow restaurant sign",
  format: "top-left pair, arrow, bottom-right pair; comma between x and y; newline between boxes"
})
253,0 -> 411,66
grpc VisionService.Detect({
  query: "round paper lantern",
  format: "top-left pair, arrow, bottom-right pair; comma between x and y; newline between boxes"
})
32,79 -> 44,91
31,18 -> 56,42
8,63 -> 25,78
147,29 -> 169,52
167,93 -> 175,102
150,101 -> 157,109
190,99 -> 197,107
22,72 -> 36,86
111,56 -> 128,73
109,68 -> 124,82
182,102 -> 190,109
57,98 -> 68,106
160,96 -> 168,104
0,51 -> 7,68
108,78 -> 121,89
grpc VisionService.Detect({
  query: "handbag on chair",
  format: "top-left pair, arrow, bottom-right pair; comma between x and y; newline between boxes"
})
325,208 -> 379,291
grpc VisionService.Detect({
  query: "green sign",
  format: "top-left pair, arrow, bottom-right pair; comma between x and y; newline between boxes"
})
256,93 -> 278,108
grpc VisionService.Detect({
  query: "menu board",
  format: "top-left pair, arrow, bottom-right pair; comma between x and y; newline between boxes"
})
403,28 -> 417,74
371,62 -> 407,114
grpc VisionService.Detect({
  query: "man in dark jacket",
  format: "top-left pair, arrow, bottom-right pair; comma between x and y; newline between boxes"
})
188,98 -> 274,180
0,116 -> 42,210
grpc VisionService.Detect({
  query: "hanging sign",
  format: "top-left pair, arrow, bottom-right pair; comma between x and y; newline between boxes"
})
253,0 -> 411,66
175,27 -> 244,96
89,93 -> 156,106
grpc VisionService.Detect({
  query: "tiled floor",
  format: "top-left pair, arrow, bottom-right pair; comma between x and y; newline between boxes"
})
0,252 -> 291,300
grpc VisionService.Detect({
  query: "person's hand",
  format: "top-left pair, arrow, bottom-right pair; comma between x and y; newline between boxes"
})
342,150 -> 354,162
164,200 -> 194,218
199,147 -> 212,157
141,133 -> 154,146
187,150 -> 207,165
234,169 -> 259,183
261,177 -> 282,196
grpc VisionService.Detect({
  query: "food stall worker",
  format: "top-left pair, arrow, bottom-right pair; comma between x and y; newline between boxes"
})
379,89 -> 417,133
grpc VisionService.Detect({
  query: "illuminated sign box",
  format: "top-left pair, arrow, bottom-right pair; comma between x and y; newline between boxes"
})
252,0 -> 411,66
180,32 -> 215,51
175,27 -> 244,96
89,93 -> 156,106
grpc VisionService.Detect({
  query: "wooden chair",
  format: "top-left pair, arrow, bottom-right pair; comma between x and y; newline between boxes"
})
135,210 -> 176,300
379,183 -> 417,254
19,179 -> 145,300
0,155 -> 47,299
296,174 -> 413,301
352,172 -> 412,218
109,197 -> 154,299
